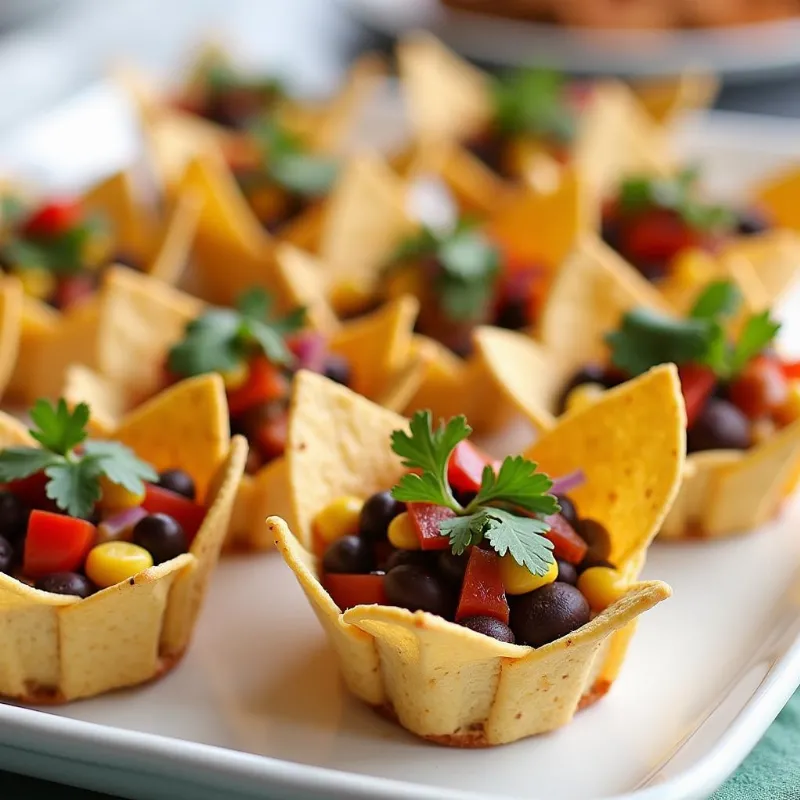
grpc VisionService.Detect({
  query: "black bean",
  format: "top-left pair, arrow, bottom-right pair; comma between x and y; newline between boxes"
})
132,514 -> 189,565
323,535 -> 374,575
157,469 -> 196,501
578,519 -> 612,564
437,550 -> 469,587
384,549 -> 435,572
736,209 -> 771,236
555,495 -> 579,528
557,364 -> 619,413
359,491 -> 405,542
459,615 -> 516,644
555,559 -> 578,586
0,534 -> 13,574
494,296 -> 529,331
384,565 -> 454,619
509,583 -> 590,648
323,355 -> 351,387
0,491 -> 29,545
35,572 -> 94,598
687,398 -> 752,453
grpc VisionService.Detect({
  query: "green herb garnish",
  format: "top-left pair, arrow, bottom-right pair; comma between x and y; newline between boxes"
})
389,222 -> 500,321
0,399 -> 157,518
492,69 -> 576,143
167,287 -> 306,379
618,168 -> 736,233
390,411 -> 558,576
203,59 -> 284,102
606,279 -> 781,379
249,120 -> 338,198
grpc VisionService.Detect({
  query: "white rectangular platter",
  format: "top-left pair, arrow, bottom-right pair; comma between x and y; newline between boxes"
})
1,82 -> 800,800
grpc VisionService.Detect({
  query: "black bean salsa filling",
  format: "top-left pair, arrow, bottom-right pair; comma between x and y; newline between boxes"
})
560,280 -> 796,453
166,287 -> 352,474
314,411 -> 627,648
0,195 -> 138,311
0,399 -> 206,598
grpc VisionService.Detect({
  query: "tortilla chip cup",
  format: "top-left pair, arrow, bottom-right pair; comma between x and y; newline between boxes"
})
396,32 -> 673,198
270,367 -> 682,746
62,265 -> 427,550
2,171 -> 199,405
0,374 -> 247,703
476,236 -> 800,539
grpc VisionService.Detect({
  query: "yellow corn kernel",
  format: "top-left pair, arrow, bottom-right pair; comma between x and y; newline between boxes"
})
775,380 -> 800,427
500,555 -> 558,596
670,249 -> 714,289
14,267 -> 55,301
578,566 -> 627,612
98,475 -> 145,511
219,361 -> 249,391
564,382 -> 605,415
85,542 -> 153,589
387,511 -> 421,550
313,495 -> 364,545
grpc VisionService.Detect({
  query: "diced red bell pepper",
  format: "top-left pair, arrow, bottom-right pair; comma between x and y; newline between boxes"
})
678,363 -> 718,428
448,441 -> 495,495
782,360 -> 800,381
23,199 -> 83,238
729,354 -> 789,421
142,484 -> 206,541
24,510 -> 96,579
406,502 -> 457,551
455,547 -> 509,625
621,209 -> 699,265
54,274 -> 96,311
324,573 -> 386,610
226,357 -> 289,417
8,471 -> 54,510
543,513 -> 588,565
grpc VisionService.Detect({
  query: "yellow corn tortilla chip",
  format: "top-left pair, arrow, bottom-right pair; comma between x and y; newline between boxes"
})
0,382 -> 244,703
538,234 -> 672,378
397,33 -> 492,144
146,188 -> 201,285
271,366 -> 680,744
0,276 -> 22,401
632,73 -> 720,125
319,155 -> 414,310
754,165 -> 800,232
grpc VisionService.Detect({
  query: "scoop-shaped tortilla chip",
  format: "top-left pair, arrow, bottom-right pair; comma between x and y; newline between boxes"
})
0,276 -> 22,401
271,367 -> 680,744
0,378 -> 245,703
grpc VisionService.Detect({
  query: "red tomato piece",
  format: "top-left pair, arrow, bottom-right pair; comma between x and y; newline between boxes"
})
142,484 -> 206,542
24,510 -> 96,579
23,199 -> 83,238
8,471 -> 54,510
455,547 -> 509,624
678,363 -> 718,428
324,573 -> 386,610
621,209 -> 699,266
54,275 -> 96,311
448,441 -> 494,495
543,513 -> 587,565
729,355 -> 789,421
782,360 -> 800,381
226,357 -> 289,416
253,414 -> 288,462
406,502 -> 457,551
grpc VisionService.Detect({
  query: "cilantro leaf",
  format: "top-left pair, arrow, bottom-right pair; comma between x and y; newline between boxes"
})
44,458 -> 104,519
390,411 -> 470,512
0,448 -> 61,482
29,399 -> 89,456
83,440 -> 158,495
471,456 -> 559,516
606,308 -> 713,376
730,311 -> 782,376
492,69 -> 575,142
689,280 -> 742,320
440,507 -> 555,576
167,288 -> 305,378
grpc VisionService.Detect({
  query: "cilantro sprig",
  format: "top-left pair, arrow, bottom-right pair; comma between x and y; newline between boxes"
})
0,399 -> 157,519
606,279 -> 781,380
389,222 -> 500,321
168,287 -> 306,379
390,412 -> 558,576
618,168 -> 736,233
492,69 -> 576,143
203,59 -> 284,102
249,120 -> 339,198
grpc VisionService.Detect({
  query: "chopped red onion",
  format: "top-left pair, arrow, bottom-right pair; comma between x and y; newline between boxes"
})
96,506 -> 148,544
290,331 -> 328,373
550,470 -> 586,496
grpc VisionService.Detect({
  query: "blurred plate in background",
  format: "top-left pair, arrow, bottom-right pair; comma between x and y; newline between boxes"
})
339,0 -> 800,78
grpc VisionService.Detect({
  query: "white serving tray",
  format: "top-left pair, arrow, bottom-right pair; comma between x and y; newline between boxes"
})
2,83 -> 800,800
